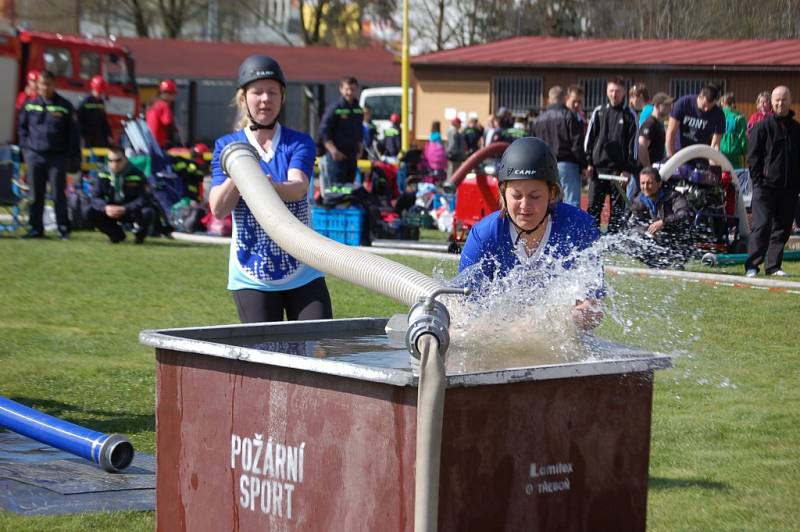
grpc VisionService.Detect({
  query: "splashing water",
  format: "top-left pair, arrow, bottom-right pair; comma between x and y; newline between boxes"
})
434,231 -> 703,375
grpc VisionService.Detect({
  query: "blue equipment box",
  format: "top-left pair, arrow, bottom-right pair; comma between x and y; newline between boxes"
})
311,207 -> 365,246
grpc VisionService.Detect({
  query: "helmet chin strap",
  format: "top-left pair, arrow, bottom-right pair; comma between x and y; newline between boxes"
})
510,204 -> 551,247
247,105 -> 278,130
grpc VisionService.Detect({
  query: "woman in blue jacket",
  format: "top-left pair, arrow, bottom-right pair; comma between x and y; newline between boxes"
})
209,55 -> 332,323
458,137 -> 604,329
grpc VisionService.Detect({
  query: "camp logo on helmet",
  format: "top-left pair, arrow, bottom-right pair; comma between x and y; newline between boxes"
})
513,169 -> 537,175
252,70 -> 275,77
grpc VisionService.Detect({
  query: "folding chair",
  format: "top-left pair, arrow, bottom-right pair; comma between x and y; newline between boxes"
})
0,145 -> 27,233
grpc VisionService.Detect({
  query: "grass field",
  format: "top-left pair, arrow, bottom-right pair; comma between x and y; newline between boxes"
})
1,231 -> 798,531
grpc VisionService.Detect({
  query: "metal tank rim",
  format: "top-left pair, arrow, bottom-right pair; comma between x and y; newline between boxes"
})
140,317 -> 672,388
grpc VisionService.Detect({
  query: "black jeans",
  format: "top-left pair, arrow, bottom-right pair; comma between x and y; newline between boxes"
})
587,172 -> 627,233
86,205 -> 155,243
26,151 -> 69,234
232,277 -> 333,323
325,154 -> 358,184
745,185 -> 798,273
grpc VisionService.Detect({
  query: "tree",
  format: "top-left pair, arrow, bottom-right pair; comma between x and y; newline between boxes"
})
156,0 -> 207,38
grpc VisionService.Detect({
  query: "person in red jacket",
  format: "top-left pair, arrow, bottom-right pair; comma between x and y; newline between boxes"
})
15,69 -> 39,111
146,79 -> 179,149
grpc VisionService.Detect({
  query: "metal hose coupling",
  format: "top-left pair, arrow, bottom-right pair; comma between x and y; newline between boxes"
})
220,141 -> 259,175
406,287 -> 470,359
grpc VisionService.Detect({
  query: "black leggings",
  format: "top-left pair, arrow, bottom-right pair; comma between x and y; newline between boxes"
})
232,277 -> 333,323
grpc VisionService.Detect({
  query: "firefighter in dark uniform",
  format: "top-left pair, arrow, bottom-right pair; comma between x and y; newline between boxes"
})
85,145 -> 155,244
77,75 -> 113,148
382,112 -> 402,158
18,69 -> 81,239
319,76 -> 363,184
178,143 -> 210,202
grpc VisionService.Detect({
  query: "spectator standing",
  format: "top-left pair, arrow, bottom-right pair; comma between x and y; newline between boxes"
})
362,104 -> 377,157
445,117 -> 466,177
482,114 -> 499,147
77,75 -> 113,148
320,76 -> 363,184
17,70 -> 81,240
463,117 -> 483,155
638,92 -> 672,167
629,92 -> 673,204
629,83 -> 651,126
533,85 -> 586,208
744,86 -> 800,278
15,69 -> 39,111
627,166 -> 693,269
146,79 -> 179,149
720,92 -> 748,168
747,91 -> 772,137
85,145 -> 155,244
566,84 -> 587,133
666,84 -> 725,157
584,76 -> 638,233
209,55 -> 332,322
497,106 -> 513,129
423,121 -> 447,177
382,112 -> 402,158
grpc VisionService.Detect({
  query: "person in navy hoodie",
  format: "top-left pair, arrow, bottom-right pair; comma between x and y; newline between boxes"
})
209,55 -> 332,323
458,137 -> 605,329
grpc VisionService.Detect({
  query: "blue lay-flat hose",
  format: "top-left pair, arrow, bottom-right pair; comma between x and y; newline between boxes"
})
0,396 -> 134,473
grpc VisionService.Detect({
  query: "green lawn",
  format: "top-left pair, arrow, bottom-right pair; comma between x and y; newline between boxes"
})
0,231 -> 797,531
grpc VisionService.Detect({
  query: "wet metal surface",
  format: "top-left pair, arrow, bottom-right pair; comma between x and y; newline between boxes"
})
0,431 -> 154,515
140,318 -> 671,387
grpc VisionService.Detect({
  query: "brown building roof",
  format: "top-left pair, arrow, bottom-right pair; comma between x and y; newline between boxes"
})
118,36 -> 400,84
412,36 -> 800,71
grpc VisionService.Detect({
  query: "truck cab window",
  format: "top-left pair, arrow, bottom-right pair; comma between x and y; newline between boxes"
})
104,53 -> 130,85
80,51 -> 101,80
43,47 -> 72,78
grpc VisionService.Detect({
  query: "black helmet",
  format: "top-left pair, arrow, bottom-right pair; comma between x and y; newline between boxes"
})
497,137 -> 558,185
237,55 -> 286,90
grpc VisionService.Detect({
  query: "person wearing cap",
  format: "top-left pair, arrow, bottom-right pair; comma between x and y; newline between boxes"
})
77,75 -> 113,148
382,113 -> 402,158
146,79 -> 179,149
445,117 -> 466,178
319,76 -> 363,184
458,137 -> 604,329
15,69 -> 39,111
209,55 -> 332,323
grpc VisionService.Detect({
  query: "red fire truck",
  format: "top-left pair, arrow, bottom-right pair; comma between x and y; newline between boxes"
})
0,21 -> 140,145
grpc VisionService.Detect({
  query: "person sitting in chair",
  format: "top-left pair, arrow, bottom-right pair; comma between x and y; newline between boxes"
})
627,166 -> 694,269
85,145 -> 155,244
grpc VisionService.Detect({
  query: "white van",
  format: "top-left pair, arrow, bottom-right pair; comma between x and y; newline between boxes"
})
359,86 -> 413,139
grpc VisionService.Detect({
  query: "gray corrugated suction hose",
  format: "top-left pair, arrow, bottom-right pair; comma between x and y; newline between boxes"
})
222,142 -> 450,532
414,334 -> 445,532
220,142 -> 442,306
658,144 -> 749,238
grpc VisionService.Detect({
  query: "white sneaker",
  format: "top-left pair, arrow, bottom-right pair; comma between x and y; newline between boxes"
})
745,269 -> 757,278
769,270 -> 789,277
